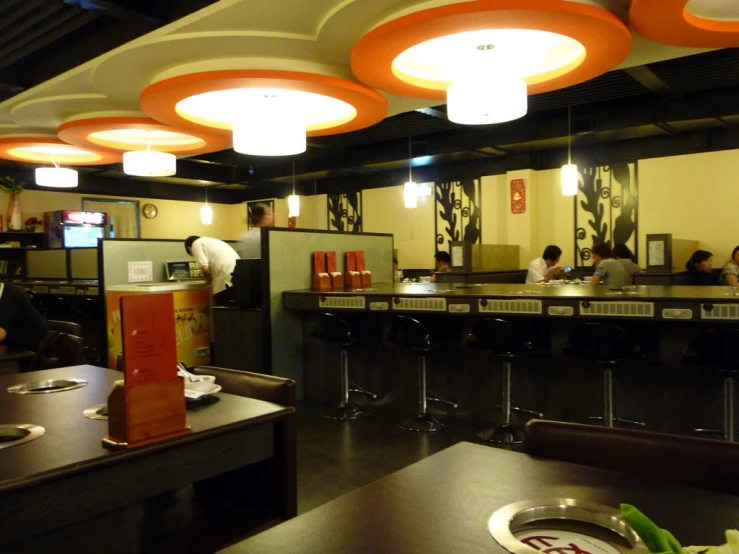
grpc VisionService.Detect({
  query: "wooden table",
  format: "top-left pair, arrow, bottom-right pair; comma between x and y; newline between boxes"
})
0,365 -> 295,553
224,442 -> 739,554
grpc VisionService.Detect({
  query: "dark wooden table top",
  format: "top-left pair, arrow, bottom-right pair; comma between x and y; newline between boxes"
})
0,345 -> 34,362
283,282 -> 739,301
224,442 -> 739,554
0,365 -> 293,493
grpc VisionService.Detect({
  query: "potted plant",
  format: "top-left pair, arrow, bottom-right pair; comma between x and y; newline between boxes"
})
24,216 -> 42,233
0,177 -> 25,231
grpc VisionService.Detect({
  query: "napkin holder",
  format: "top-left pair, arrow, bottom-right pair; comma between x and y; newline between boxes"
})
326,251 -> 344,289
312,251 -> 331,291
103,378 -> 190,449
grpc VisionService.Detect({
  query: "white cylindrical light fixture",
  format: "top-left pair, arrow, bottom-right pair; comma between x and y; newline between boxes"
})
287,194 -> 301,218
200,204 -> 213,225
404,181 -> 418,209
561,163 -> 579,196
233,95 -> 306,157
447,75 -> 527,125
123,150 -> 176,177
35,167 -> 78,188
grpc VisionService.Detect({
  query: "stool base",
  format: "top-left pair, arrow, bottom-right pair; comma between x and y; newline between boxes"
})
322,402 -> 371,421
476,423 -> 523,445
396,412 -> 451,432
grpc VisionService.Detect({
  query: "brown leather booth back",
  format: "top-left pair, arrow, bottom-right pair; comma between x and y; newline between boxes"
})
47,320 -> 83,337
524,420 -> 739,497
194,365 -> 296,407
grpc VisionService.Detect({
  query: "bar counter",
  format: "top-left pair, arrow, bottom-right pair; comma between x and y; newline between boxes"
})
282,282 -> 739,436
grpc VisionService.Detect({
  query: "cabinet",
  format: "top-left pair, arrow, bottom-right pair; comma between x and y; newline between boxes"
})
0,232 -> 44,278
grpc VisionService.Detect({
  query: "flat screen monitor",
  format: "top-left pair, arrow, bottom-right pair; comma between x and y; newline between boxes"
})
64,226 -> 104,248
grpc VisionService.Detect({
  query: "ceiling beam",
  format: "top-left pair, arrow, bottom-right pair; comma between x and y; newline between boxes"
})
624,66 -> 677,99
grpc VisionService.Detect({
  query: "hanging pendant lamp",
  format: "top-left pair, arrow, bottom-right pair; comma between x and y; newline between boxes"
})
201,186 -> 213,225
35,162 -> 78,188
404,137 -> 418,209
287,161 -> 300,217
561,106 -> 578,196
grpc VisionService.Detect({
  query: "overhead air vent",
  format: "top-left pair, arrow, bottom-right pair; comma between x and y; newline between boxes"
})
392,297 -> 447,312
479,299 -> 542,315
318,296 -> 366,309
579,301 -> 654,317
701,304 -> 739,320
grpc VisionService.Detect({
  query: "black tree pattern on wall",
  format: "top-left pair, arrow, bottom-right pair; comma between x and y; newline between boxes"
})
434,179 -> 482,252
575,162 -> 638,266
327,191 -> 362,232
247,199 -> 275,227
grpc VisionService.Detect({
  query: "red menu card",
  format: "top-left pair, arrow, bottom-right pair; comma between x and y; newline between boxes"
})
326,251 -> 338,273
313,251 -> 326,273
120,293 -> 178,387
346,251 -> 357,272
356,251 -> 366,272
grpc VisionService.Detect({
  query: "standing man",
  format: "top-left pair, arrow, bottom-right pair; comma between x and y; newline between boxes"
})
185,236 -> 240,306
0,282 -> 48,352
241,203 -> 275,259
526,245 -> 564,283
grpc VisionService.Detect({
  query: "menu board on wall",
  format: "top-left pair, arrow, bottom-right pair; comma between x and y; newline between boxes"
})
120,292 -> 178,387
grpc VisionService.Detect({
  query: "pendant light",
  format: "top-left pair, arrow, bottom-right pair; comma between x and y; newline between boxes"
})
404,137 -> 418,209
561,106 -> 578,196
287,161 -> 300,217
233,94 -> 306,157
200,186 -> 213,225
123,138 -> 176,177
35,161 -> 78,188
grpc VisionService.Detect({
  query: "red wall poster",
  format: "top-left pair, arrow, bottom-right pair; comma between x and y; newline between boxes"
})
510,179 -> 526,214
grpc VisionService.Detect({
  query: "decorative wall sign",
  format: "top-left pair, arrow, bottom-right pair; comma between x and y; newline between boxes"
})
327,191 -> 362,233
435,179 -> 482,253
510,179 -> 526,214
574,162 -> 638,267
247,199 -> 275,227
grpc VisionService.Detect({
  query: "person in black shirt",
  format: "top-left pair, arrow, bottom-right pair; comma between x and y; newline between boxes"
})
686,250 -> 720,286
0,282 -> 48,351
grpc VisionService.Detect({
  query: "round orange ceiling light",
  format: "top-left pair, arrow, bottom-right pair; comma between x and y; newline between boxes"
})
57,117 -> 231,155
140,70 -> 388,137
0,137 -> 121,165
351,0 -> 632,100
630,0 -> 739,47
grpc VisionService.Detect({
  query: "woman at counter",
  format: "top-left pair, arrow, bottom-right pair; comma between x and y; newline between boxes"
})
686,250 -> 720,285
721,245 -> 739,287
590,243 -> 631,287
612,244 -> 643,281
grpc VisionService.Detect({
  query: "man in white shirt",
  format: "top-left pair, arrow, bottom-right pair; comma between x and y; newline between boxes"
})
526,245 -> 564,284
241,203 -> 275,259
185,236 -> 240,306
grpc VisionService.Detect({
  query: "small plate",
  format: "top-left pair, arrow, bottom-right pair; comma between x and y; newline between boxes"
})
185,384 -> 222,400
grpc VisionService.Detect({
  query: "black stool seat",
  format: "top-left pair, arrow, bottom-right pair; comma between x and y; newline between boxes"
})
684,328 -> 739,442
313,313 -> 377,420
468,318 -> 541,445
565,323 -> 644,428
387,315 -> 456,432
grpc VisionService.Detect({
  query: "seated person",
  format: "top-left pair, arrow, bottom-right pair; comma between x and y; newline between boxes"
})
526,245 -> 564,284
429,251 -> 451,283
721,245 -> 739,287
686,250 -> 720,285
0,282 -> 49,351
612,244 -> 643,282
590,243 -> 631,287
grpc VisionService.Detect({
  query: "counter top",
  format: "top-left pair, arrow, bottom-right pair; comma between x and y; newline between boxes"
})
107,280 -> 208,293
284,281 -> 739,301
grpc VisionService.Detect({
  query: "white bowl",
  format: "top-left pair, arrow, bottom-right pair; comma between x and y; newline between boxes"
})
184,375 -> 216,392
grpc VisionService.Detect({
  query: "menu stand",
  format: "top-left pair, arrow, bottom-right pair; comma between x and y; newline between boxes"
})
312,251 -> 330,290
345,251 -> 362,289
103,379 -> 190,449
326,251 -> 343,289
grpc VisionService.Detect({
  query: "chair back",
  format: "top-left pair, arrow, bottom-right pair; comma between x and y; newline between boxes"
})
31,332 -> 85,370
524,419 -> 739,496
48,320 -> 82,337
193,366 -> 296,407
565,322 -> 639,363
468,318 -> 532,357
683,328 -> 739,374
387,315 -> 431,351
312,312 -> 353,346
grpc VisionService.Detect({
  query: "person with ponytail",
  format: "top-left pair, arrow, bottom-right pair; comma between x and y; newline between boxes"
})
686,250 -> 719,285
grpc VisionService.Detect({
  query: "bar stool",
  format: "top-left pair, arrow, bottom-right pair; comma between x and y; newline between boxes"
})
387,315 -> 457,432
683,328 -> 739,442
468,318 -> 543,444
564,322 -> 644,428
313,312 -> 377,420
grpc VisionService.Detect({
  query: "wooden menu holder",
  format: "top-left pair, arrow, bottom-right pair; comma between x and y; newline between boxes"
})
312,251 -> 331,291
103,293 -> 190,450
326,250 -> 343,289
356,250 -> 372,287
345,251 -> 361,289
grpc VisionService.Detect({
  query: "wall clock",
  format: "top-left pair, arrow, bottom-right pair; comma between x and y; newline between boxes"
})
142,203 -> 158,219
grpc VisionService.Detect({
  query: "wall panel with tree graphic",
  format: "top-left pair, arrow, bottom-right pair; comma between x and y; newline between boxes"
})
574,162 -> 638,267
435,179 -> 481,252
327,191 -> 362,233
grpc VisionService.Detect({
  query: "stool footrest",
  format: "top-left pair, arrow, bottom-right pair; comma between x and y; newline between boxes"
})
396,413 -> 451,432
695,428 -> 738,442
496,404 -> 543,418
349,382 -> 378,400
588,415 -> 645,428
427,390 -> 458,409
